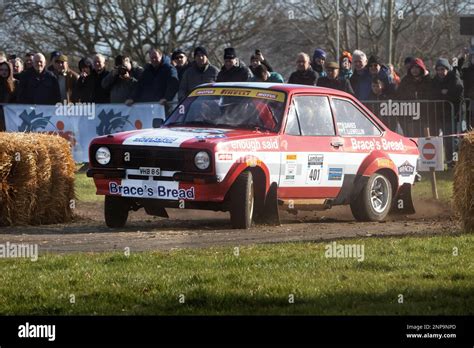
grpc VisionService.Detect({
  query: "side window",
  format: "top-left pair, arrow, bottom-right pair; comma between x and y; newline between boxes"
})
285,102 -> 301,135
332,98 -> 381,136
293,96 -> 335,136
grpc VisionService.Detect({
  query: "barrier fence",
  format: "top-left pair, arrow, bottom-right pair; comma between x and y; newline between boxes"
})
0,102 -> 166,162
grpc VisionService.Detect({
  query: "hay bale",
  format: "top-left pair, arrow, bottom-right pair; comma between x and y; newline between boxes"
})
0,132 -> 75,226
453,131 -> 474,233
40,134 -> 76,224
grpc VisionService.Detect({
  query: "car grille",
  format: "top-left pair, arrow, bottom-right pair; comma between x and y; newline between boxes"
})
91,145 -> 187,171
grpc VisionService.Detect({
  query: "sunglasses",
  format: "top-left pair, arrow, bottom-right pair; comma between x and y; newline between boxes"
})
175,56 -> 185,60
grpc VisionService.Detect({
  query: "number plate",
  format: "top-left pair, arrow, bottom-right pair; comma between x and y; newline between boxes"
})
139,167 -> 161,176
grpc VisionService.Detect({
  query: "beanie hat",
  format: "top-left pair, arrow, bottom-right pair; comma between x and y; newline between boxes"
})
78,57 -> 93,71
193,46 -> 208,58
404,56 -> 414,65
312,48 -> 326,61
368,55 -> 382,66
171,49 -> 186,60
50,51 -> 62,61
340,51 -> 352,64
224,47 -> 237,59
435,58 -> 451,71
410,58 -> 427,74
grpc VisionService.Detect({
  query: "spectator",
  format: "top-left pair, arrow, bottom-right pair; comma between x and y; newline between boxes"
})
339,51 -> 353,81
368,77 -> 390,100
171,49 -> 190,81
128,48 -> 179,109
431,58 -> 464,107
460,51 -> 474,100
250,64 -> 284,83
250,49 -> 274,75
288,52 -> 318,86
317,61 -> 354,94
388,64 -> 401,88
178,46 -> 219,101
397,58 -> 431,100
47,51 -> 62,73
72,58 -> 94,103
51,54 -> 78,103
350,50 -> 372,100
311,48 -> 327,78
0,61 -> 19,103
403,56 -> 414,75
12,58 -> 24,80
216,47 -> 253,82
23,53 -> 35,72
367,55 -> 395,94
17,53 -> 60,104
91,53 -> 110,103
101,54 -> 138,103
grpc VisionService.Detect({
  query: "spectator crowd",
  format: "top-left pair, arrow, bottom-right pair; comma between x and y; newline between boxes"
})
0,45 -> 473,120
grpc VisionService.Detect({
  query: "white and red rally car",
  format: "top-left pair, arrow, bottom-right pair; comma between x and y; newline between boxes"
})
87,82 -> 419,229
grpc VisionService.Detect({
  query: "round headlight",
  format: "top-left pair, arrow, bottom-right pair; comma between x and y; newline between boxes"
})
95,147 -> 111,165
194,151 -> 210,170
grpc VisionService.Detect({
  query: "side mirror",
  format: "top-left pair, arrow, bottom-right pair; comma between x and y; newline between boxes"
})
152,118 -> 164,128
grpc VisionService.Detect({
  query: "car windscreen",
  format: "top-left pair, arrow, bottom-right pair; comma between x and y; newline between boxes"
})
165,87 -> 287,132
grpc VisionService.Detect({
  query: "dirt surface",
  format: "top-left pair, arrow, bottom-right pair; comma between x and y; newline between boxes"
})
0,197 -> 459,254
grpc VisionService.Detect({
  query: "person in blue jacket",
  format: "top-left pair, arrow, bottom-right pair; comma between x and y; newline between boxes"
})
127,48 -> 179,109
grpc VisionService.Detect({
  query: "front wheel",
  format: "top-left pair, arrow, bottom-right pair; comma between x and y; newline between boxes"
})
350,173 -> 393,221
104,195 -> 130,228
229,171 -> 254,229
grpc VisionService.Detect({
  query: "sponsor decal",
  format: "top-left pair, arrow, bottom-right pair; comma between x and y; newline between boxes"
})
189,88 -> 286,102
350,138 -> 405,151
284,163 -> 297,181
109,182 -> 195,200
376,158 -> 392,168
218,153 -> 233,161
336,122 -> 365,135
308,154 -> 324,166
131,136 -> 178,144
306,154 -> 324,184
195,134 -> 226,139
328,167 -> 343,181
195,89 -> 215,95
398,161 -> 415,177
229,138 -> 279,152
286,154 -> 297,161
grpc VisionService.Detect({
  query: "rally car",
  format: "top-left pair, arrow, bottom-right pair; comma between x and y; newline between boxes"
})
87,82 -> 419,229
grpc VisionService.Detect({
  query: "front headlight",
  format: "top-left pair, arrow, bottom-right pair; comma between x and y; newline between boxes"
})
194,151 -> 210,170
95,146 -> 111,165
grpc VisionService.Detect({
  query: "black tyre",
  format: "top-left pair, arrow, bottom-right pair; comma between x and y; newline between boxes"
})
350,173 -> 392,222
104,195 -> 130,228
229,171 -> 254,229
256,183 -> 280,225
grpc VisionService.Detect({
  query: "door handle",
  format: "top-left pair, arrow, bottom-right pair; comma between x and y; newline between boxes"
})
330,140 -> 344,148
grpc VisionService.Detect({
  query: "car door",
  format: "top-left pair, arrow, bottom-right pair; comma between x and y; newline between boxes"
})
278,94 -> 346,200
330,97 -> 384,179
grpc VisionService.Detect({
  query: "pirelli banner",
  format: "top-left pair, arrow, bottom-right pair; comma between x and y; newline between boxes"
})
3,103 -> 166,162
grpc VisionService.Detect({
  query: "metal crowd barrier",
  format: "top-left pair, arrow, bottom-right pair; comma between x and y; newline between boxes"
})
361,99 -> 463,164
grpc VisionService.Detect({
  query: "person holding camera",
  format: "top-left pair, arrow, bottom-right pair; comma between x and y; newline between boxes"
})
101,54 -> 138,103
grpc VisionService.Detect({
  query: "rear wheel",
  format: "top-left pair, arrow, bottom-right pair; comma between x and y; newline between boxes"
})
229,171 -> 254,229
104,195 -> 130,228
350,173 -> 392,221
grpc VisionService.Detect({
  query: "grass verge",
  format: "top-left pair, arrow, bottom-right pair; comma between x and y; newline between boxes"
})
0,234 -> 472,315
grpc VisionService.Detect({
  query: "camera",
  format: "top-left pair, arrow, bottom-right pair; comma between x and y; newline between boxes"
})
118,65 -> 128,76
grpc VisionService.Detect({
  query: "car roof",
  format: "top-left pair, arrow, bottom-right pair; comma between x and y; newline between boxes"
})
199,82 -> 353,98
